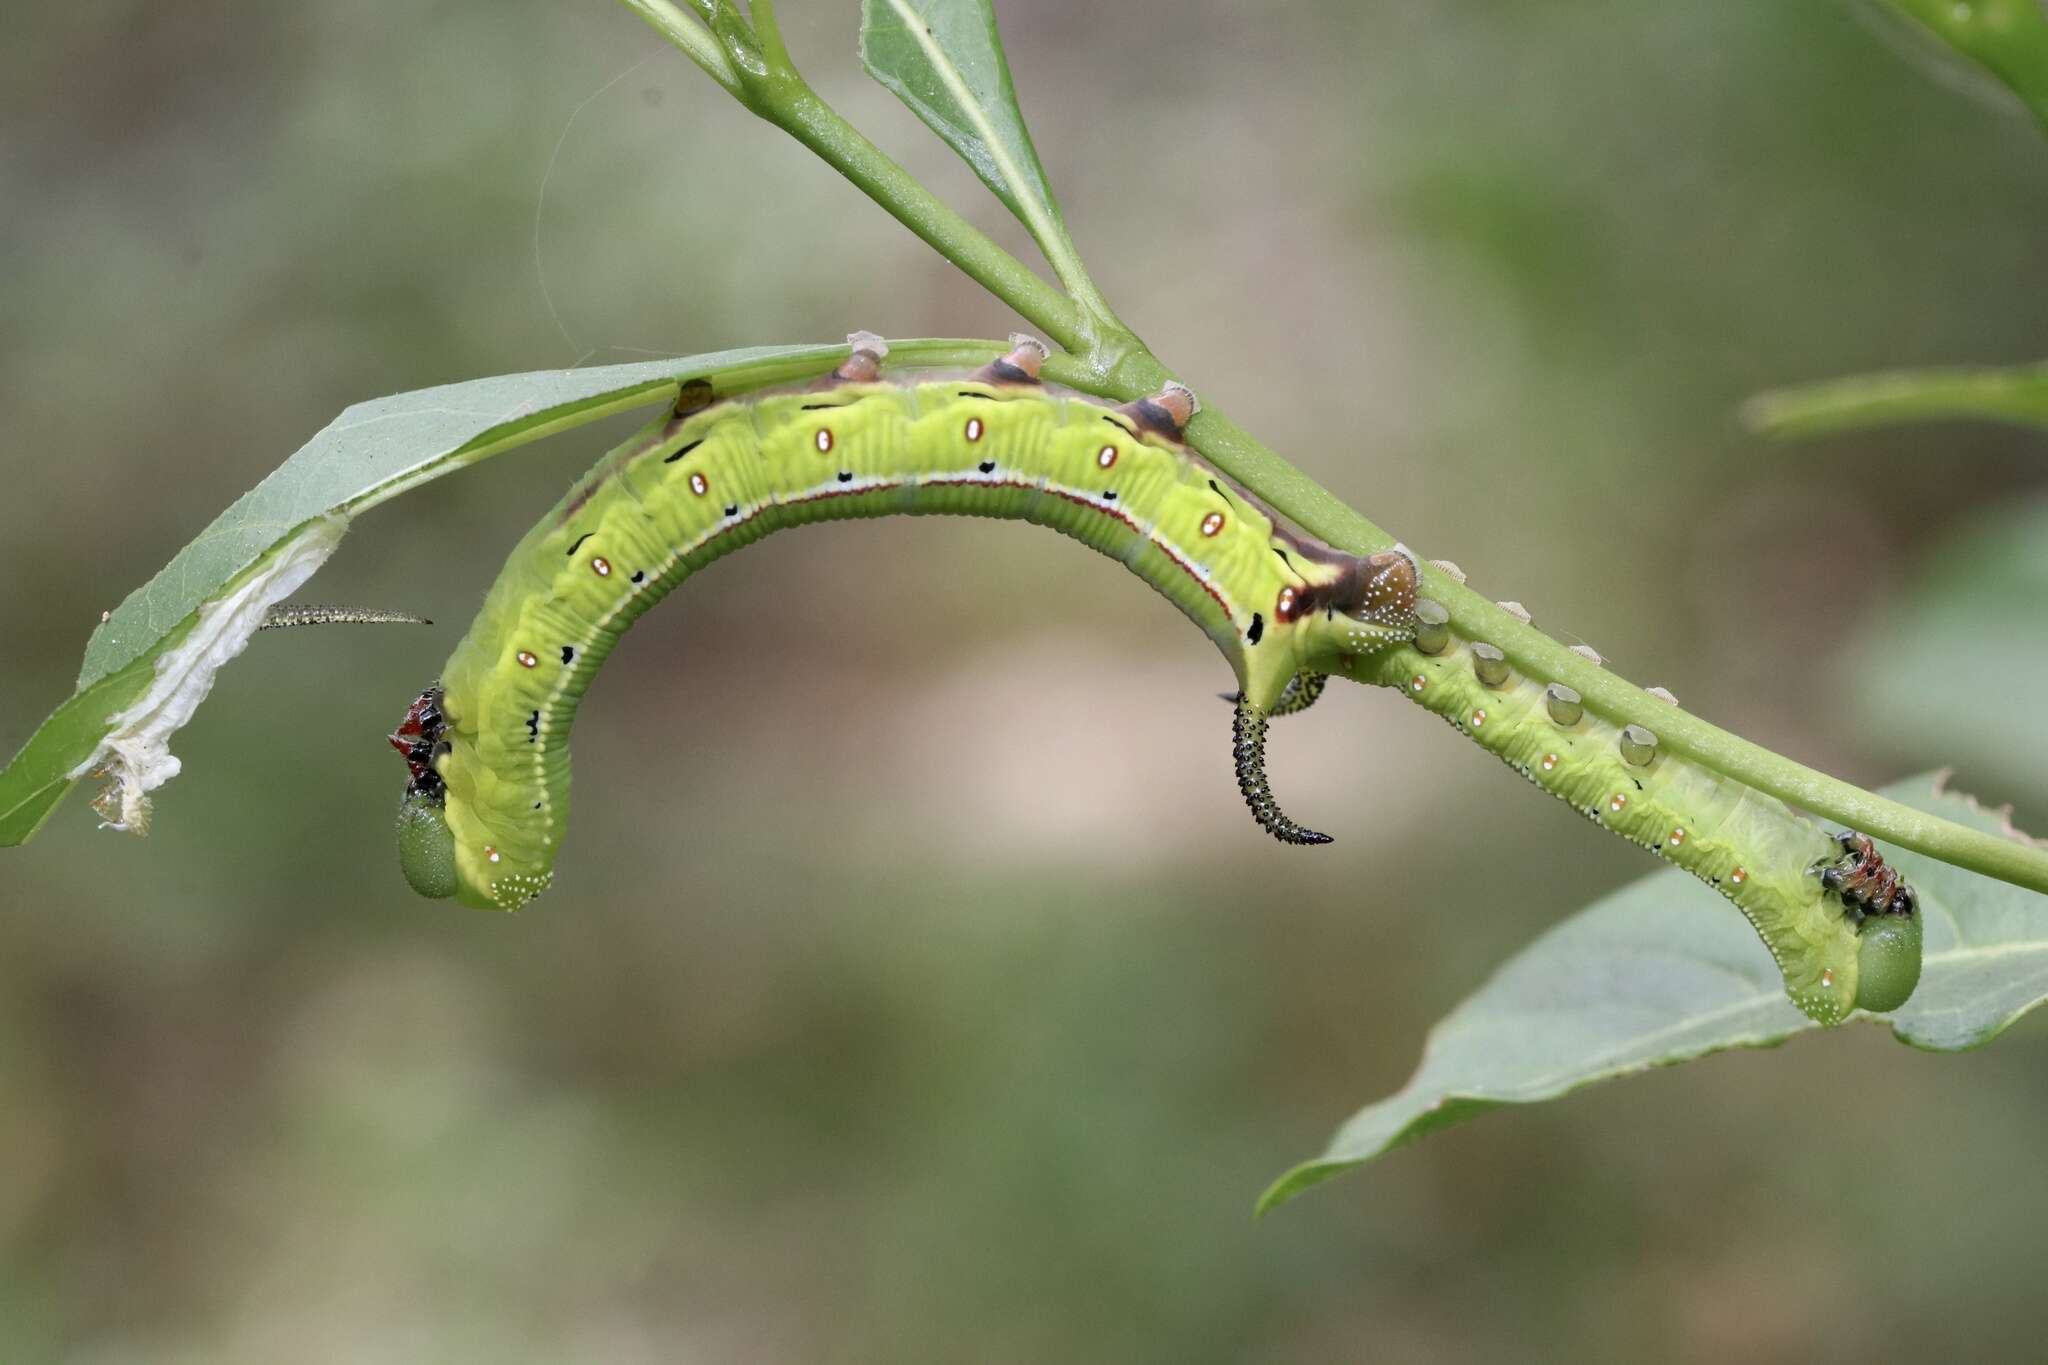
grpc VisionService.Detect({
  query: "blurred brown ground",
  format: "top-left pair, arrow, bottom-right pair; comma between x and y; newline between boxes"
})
4,2 -> 2047,1360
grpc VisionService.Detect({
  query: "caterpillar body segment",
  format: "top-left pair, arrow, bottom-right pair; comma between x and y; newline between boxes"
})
1350,619 -> 1922,1023
404,338 -> 1419,910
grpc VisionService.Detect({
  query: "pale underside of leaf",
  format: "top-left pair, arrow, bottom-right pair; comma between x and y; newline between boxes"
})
1260,775 -> 2048,1212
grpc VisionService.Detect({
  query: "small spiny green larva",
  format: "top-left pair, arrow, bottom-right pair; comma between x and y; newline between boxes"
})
391,333 -> 1920,1023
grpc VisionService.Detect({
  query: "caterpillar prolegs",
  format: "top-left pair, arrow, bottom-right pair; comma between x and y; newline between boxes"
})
392,333 -> 1920,1022
1341,617 -> 1921,1021
394,335 -> 1419,909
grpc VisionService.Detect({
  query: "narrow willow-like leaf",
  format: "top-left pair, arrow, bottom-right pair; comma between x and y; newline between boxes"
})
1884,0 -> 2048,132
3,339 -> 1027,847
1259,775 -> 2048,1212
859,0 -> 1061,233
1744,361 -> 2048,438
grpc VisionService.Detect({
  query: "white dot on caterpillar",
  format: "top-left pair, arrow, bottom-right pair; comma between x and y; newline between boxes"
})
1471,708 -> 1487,728
1541,753 -> 1559,771
1607,793 -> 1627,814
1410,674 -> 1428,693
688,472 -> 709,496
815,428 -> 834,454
1668,827 -> 1686,847
1821,968 -> 1835,988
590,556 -> 612,577
964,416 -> 984,443
1731,867 -> 1748,885
1097,444 -> 1118,468
484,846 -> 501,864
1200,512 -> 1225,537
516,650 -> 538,669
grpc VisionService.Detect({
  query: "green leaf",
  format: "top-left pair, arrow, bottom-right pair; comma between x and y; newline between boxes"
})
1260,775 -> 2048,1212
1847,500 -> 2048,806
1743,361 -> 2048,439
7,338 -> 1014,847
1883,0 -> 2048,133
859,0 -> 1060,232
81,343 -> 870,690
0,651 -> 160,844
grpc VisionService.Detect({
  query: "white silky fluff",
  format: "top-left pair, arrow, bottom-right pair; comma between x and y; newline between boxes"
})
68,515 -> 349,831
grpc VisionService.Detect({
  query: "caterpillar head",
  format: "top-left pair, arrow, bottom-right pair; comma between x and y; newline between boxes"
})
390,686 -> 456,900
1818,831 -> 1923,1013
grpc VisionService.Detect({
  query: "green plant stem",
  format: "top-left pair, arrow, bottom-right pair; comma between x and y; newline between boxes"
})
621,0 -> 2048,899
620,0 -> 1095,360
617,0 -> 739,92
1745,362 -> 2048,438
868,0 -> 1126,342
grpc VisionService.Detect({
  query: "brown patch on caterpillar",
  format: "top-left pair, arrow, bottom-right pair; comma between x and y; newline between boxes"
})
1114,382 -> 1198,441
389,686 -> 449,802
1273,539 -> 1420,627
971,334 -> 1048,385
673,377 -> 716,415
825,330 -> 889,386
1821,832 -> 1918,918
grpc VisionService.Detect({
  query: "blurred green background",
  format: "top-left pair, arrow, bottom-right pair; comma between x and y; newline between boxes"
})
6,2 -> 2048,1360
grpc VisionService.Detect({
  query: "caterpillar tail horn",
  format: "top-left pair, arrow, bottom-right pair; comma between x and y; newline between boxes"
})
1232,695 -> 1333,846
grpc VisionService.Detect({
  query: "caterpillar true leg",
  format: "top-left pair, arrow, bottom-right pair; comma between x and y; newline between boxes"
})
1232,695 -> 1333,846
1268,671 -> 1329,719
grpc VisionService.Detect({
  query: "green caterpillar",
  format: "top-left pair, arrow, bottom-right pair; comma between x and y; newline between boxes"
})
392,333 -> 1920,1023
391,334 -> 1419,904
1329,607 -> 1922,1021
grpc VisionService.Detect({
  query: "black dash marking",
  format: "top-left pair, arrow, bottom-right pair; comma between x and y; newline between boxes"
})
955,390 -> 996,400
800,401 -> 850,411
534,801 -> 544,810
566,532 -> 594,556
1207,479 -> 1228,500
662,438 -> 704,464
1100,412 -> 1138,435
560,645 -> 576,666
1102,490 -> 1118,501
977,460 -> 996,474
525,711 -> 540,742
1273,548 -> 1293,568
723,504 -> 738,517
630,570 -> 645,583
1247,613 -> 1265,645
1633,779 -> 1645,791
837,470 -> 854,483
